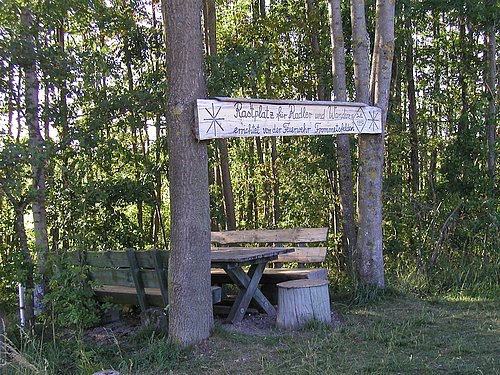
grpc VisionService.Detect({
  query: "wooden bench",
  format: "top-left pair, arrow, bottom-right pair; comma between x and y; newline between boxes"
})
210,228 -> 329,303
63,249 -> 221,312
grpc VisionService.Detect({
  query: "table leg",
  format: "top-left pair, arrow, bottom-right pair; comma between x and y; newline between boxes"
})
224,263 -> 276,323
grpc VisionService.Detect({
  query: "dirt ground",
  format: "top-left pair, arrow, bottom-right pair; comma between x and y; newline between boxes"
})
83,309 -> 344,346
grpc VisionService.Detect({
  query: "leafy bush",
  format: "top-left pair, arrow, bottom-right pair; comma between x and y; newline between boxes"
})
43,263 -> 111,329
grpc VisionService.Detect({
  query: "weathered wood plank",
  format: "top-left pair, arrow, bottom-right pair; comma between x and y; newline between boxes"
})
126,250 -> 148,311
64,250 -> 169,269
211,247 -> 293,264
152,250 -> 169,306
211,228 -> 329,245
90,269 -> 163,289
211,267 -> 328,284
272,247 -> 327,263
196,98 -> 382,140
94,286 -> 221,306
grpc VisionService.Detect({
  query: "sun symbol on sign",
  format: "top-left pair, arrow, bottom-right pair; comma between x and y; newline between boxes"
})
204,104 -> 225,136
366,109 -> 380,131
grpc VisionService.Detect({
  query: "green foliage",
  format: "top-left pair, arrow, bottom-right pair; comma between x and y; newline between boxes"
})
43,263 -> 104,329
0,0 -> 497,333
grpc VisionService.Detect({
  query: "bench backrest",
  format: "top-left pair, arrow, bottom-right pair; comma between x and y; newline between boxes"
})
211,227 -> 329,265
63,249 -> 169,310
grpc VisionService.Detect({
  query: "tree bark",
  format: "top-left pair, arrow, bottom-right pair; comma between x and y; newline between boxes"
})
124,39 -> 145,238
485,24 -> 496,192
22,8 -> 50,302
305,0 -> 328,101
162,0 -> 213,346
203,0 -> 217,57
356,0 -> 395,288
404,18 -> 419,196
329,0 -> 357,273
350,0 -> 371,104
203,0 -> 236,230
219,141 -> 236,230
271,137 -> 280,226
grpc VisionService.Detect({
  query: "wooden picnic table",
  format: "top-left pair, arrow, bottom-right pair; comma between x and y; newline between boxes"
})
211,246 -> 294,324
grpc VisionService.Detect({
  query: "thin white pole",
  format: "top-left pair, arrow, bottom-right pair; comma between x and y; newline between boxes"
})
18,284 -> 25,328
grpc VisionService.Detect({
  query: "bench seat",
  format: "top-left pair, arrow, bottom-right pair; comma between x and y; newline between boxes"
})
211,268 -> 327,285
94,285 -> 222,306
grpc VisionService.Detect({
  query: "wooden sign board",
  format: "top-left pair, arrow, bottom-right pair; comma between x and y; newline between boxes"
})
195,97 -> 382,140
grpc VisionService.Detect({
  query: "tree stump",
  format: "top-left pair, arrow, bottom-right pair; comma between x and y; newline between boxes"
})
276,279 -> 331,330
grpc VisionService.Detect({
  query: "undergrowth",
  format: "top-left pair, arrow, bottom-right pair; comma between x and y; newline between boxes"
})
1,274 -> 498,375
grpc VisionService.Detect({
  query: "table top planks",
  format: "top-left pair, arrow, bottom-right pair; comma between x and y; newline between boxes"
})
210,247 -> 294,264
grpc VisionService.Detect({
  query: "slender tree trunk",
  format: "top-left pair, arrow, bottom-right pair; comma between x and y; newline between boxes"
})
405,18 -> 419,196
356,0 -> 394,288
0,183 -> 35,328
350,0 -> 371,104
124,42 -> 144,237
14,203 -> 35,328
219,141 -> 236,230
271,137 -> 280,226
162,0 -> 213,346
305,0 -> 327,101
329,0 -> 357,273
22,8 -> 50,302
8,60 -> 14,136
203,0 -> 217,57
404,18 -> 423,271
203,0 -> 236,230
458,17 -> 468,135
485,24 -> 496,192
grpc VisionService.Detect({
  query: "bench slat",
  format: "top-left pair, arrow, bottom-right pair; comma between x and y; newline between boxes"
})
211,227 -> 328,245
94,286 -> 222,306
64,250 -> 169,269
272,247 -> 327,263
90,269 -> 164,289
211,267 -> 327,284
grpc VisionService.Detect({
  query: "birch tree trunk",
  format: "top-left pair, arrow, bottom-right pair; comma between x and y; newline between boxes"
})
329,0 -> 357,273
22,8 -> 50,302
162,0 -> 213,346
354,0 -> 395,288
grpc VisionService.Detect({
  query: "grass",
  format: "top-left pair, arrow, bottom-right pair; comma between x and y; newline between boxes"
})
1,292 -> 498,374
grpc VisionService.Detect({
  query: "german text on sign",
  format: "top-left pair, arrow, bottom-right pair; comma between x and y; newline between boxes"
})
195,98 -> 382,140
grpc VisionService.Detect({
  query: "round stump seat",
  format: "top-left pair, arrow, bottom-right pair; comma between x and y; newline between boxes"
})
276,279 -> 331,330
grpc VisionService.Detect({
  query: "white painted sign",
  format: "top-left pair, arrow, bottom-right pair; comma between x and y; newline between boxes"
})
195,97 -> 382,140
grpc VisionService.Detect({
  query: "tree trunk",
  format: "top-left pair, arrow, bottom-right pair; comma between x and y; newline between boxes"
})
124,40 -> 144,238
356,0 -> 394,288
14,203 -> 35,328
305,0 -> 327,101
219,141 -> 236,230
350,0 -> 371,104
485,24 -> 496,192
22,8 -> 50,304
203,0 -> 236,230
271,137 -> 280,226
0,184 -> 35,328
329,0 -> 357,274
162,0 -> 213,346
405,18 -> 419,196
203,0 -> 217,56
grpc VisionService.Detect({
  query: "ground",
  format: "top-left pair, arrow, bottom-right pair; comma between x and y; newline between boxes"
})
79,294 -> 498,375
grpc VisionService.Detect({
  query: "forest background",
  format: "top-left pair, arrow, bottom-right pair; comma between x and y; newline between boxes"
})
0,0 -> 498,329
